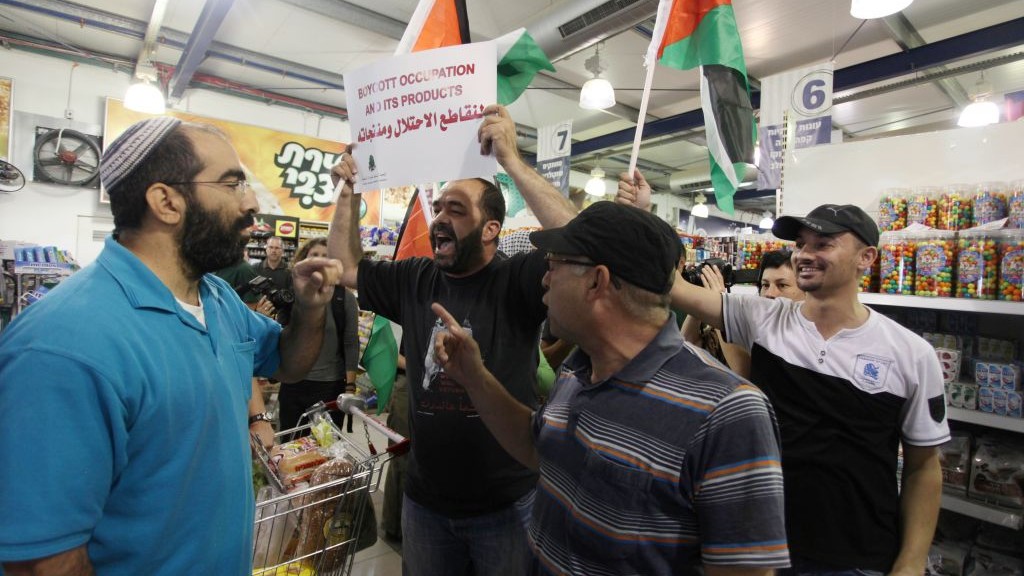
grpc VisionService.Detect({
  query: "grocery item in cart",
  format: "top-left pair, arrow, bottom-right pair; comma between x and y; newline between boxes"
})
269,436 -> 328,490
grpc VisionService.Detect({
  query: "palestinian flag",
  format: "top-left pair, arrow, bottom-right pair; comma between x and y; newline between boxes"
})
359,313 -> 399,415
395,0 -> 470,54
647,0 -> 756,214
495,28 -> 555,105
394,188 -> 435,261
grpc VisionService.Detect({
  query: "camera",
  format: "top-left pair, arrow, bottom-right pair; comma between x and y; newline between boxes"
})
682,258 -> 735,288
245,275 -> 294,310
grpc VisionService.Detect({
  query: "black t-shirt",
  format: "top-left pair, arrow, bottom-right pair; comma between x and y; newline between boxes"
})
358,251 -> 548,516
255,261 -> 292,290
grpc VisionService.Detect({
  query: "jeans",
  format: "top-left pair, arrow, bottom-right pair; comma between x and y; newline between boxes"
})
401,490 -> 534,576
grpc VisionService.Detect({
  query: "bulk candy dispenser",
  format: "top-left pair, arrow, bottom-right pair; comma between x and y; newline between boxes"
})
956,229 -> 998,300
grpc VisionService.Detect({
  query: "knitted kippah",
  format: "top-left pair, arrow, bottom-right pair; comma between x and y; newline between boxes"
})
100,116 -> 182,192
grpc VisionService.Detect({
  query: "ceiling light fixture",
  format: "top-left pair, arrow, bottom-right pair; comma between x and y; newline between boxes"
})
850,0 -> 913,19
579,43 -> 616,110
124,77 -> 166,115
691,193 -> 709,218
759,211 -> 775,229
958,72 -> 1000,128
585,164 -> 607,197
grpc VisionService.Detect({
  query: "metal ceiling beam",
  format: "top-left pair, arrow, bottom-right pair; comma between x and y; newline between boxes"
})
0,0 -> 346,89
276,0 -> 406,40
880,13 -> 968,107
572,16 -> 1024,158
167,0 -> 234,102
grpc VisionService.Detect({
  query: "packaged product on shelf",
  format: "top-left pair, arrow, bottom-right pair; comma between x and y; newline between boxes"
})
1008,391 -> 1022,418
938,185 -> 973,231
968,548 -> 1024,576
908,186 -> 940,227
963,384 -> 978,410
978,387 -> 993,412
1009,179 -> 1024,229
859,257 -> 880,293
972,182 -> 1008,227
936,347 -> 961,383
939,432 -> 972,495
949,383 -> 964,407
880,231 -> 915,295
878,188 -> 909,231
996,229 -> 1024,302
927,540 -> 971,576
914,230 -> 955,297
968,434 -> 1024,509
956,229 -> 999,299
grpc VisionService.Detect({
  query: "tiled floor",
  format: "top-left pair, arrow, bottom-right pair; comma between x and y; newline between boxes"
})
344,413 -> 404,576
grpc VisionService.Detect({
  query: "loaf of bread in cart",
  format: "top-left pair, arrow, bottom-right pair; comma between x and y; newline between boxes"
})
294,457 -> 361,571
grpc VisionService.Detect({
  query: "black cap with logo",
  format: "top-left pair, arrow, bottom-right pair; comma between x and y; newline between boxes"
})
772,204 -> 880,247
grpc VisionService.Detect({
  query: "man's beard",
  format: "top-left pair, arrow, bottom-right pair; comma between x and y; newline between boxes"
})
430,221 -> 484,274
179,198 -> 253,279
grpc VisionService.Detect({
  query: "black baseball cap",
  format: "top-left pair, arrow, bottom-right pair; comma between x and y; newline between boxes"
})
772,204 -> 880,247
529,202 -> 681,294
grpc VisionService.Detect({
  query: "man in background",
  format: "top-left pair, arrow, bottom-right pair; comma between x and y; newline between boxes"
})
257,235 -> 291,290
619,169 -> 948,576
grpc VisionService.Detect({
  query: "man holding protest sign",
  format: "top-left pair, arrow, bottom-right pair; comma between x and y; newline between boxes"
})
329,104 -> 574,576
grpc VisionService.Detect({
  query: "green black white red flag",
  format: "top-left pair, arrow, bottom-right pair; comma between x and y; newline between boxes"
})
636,0 -> 756,214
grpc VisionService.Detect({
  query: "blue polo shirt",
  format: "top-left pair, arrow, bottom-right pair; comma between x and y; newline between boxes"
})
0,236 -> 281,575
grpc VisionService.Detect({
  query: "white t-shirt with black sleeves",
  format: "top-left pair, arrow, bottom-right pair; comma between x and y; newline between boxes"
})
722,293 -> 949,571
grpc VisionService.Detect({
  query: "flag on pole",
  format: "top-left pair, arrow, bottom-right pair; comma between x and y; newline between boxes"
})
495,28 -> 555,105
394,188 -> 435,261
646,0 -> 756,214
359,313 -> 399,414
395,0 -> 470,55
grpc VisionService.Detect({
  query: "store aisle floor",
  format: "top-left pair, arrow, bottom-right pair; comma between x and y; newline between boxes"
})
342,411 -> 404,576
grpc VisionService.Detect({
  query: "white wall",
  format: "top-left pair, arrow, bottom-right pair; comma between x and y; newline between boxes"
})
0,49 -> 350,266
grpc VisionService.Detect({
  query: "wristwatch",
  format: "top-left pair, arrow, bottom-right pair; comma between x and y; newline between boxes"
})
248,412 -> 273,426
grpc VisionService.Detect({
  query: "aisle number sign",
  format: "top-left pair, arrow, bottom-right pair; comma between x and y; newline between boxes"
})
758,62 -> 834,190
536,121 -> 573,196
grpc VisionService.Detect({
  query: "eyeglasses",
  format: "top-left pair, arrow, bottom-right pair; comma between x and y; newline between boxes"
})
164,179 -> 252,197
544,253 -> 597,271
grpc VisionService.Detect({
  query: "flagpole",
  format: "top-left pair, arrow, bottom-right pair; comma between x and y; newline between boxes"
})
626,61 -> 657,182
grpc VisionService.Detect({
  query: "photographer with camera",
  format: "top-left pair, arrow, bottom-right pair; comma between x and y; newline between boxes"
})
255,236 -> 292,296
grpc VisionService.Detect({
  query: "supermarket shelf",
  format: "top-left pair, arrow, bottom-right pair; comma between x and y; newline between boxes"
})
859,293 -> 1024,315
947,406 -> 1024,433
940,493 -> 1023,530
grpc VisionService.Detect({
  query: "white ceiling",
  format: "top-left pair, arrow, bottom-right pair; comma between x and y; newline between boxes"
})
1,0 -> 1023,215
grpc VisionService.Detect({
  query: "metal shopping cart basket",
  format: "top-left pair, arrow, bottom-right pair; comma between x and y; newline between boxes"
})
250,393 -> 409,576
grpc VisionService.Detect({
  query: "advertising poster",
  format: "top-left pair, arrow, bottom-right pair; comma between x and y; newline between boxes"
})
103,99 -> 382,226
0,78 -> 12,160
344,41 -> 497,193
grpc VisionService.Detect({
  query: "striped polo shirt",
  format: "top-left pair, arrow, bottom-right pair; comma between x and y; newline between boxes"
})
529,318 -> 789,575
722,294 -> 950,570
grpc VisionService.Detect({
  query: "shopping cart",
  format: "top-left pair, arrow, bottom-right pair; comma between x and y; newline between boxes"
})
250,393 -> 409,576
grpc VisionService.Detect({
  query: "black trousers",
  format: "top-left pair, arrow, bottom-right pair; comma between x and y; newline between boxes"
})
278,379 -> 346,432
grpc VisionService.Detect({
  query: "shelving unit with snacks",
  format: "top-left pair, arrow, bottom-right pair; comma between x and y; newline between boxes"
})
298,220 -> 329,242
247,214 -> 300,267
860,294 -> 1024,531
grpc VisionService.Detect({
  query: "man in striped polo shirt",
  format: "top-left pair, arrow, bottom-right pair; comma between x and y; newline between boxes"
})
432,201 -> 789,575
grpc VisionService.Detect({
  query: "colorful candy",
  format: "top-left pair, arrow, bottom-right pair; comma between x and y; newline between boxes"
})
1009,179 -> 1024,229
907,187 -> 938,228
735,234 -> 788,270
998,230 -> 1024,302
859,257 -> 880,293
878,189 -> 908,231
937,185 -> 973,231
913,232 -> 955,297
957,231 -> 997,299
880,232 -> 915,295
972,182 -> 1008,227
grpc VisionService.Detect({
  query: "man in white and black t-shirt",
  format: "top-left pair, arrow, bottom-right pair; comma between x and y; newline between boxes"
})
618,170 -> 949,576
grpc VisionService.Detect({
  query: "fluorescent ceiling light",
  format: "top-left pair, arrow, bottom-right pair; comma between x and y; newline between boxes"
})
124,80 -> 166,114
850,0 -> 913,19
958,73 -> 1000,128
579,44 -> 616,110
